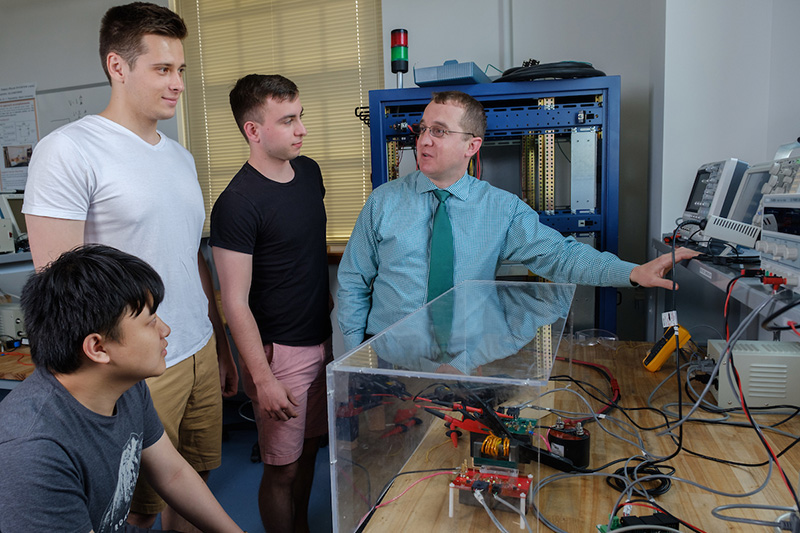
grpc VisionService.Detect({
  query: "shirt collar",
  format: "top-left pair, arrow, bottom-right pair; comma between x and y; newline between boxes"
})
414,170 -> 472,201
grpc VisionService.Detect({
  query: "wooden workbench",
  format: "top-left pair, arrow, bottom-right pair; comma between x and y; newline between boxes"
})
0,348 -> 33,382
359,341 -> 800,532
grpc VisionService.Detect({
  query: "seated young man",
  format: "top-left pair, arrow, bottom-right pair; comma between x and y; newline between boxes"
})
0,245 -> 243,533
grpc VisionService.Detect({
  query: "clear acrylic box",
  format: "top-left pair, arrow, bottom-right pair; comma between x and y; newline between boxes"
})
327,281 -> 575,532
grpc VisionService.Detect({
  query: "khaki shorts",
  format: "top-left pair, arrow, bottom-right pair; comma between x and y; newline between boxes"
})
241,338 -> 332,466
130,334 -> 223,515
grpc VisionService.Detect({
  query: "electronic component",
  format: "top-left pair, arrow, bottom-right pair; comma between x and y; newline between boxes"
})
413,60 -> 491,87
547,419 -> 591,469
702,215 -> 761,249
757,193 -> 800,290
0,303 -> 25,340
471,433 -> 518,467
0,193 -> 26,241
678,158 -> 748,242
450,465 -> 531,514
596,516 -> 622,532
427,399 -> 584,472
390,29 -> 408,88
643,325 -> 690,372
0,219 -> 14,253
708,339 -> 800,408
620,512 -> 680,530
728,157 -> 800,226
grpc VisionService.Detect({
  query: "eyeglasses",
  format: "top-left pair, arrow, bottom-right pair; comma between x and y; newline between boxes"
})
415,124 -> 475,138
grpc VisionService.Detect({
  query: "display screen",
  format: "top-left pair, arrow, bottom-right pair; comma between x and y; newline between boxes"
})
764,206 -> 800,236
729,170 -> 771,223
684,170 -> 711,213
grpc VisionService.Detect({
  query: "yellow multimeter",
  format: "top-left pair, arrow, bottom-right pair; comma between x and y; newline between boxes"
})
643,325 -> 691,372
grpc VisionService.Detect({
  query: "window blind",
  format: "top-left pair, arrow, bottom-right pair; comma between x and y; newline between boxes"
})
174,0 -> 383,241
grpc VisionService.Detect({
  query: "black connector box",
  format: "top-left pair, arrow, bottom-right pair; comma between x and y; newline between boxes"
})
620,512 -> 679,531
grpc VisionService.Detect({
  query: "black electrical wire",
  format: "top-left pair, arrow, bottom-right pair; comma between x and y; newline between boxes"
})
605,463 -> 675,497
683,376 -> 800,421
615,499 -> 706,533
411,382 -> 453,403
493,61 -> 605,83
724,274 -> 746,340
549,374 -> 675,433
729,353 -> 800,509
761,296 -> 800,331
337,457 -> 373,504
687,227 -> 702,242
551,356 -> 620,424
556,138 -> 571,163
681,435 -> 800,469
616,223 -> 692,499
767,408 -> 800,427
670,220 -> 696,308
354,467 -> 458,532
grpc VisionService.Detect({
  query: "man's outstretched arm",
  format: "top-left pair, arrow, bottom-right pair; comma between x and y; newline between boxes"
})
629,247 -> 700,290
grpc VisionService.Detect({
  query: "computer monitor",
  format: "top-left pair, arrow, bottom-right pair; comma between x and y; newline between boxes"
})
0,193 -> 26,238
682,158 -> 748,224
678,159 -> 748,242
727,157 -> 800,226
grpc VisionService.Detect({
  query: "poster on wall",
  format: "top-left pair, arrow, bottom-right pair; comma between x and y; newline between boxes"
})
0,83 -> 37,192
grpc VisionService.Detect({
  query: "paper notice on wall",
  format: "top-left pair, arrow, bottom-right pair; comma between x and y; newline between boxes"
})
0,84 -> 38,192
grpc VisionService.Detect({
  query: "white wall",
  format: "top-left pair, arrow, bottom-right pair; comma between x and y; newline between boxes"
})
653,1 -> 774,239
380,0 -> 507,88
651,0 -> 800,241
0,0 -> 118,91
766,0 -> 800,160
0,0 -> 177,139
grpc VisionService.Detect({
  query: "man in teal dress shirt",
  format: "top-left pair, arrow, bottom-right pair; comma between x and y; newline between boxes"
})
337,90 -> 695,352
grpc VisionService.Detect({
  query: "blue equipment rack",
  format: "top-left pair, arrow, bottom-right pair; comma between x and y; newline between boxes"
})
367,76 -> 621,332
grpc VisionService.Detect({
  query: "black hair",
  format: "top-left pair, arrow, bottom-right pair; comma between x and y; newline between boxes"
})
229,74 -> 299,140
20,244 -> 165,374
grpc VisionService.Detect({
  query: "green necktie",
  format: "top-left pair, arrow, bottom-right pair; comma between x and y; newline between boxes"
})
427,189 -> 454,302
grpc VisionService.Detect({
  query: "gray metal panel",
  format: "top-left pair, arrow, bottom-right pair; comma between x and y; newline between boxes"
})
480,141 -> 523,198
708,339 -> 800,408
570,234 -> 597,332
571,128 -> 596,213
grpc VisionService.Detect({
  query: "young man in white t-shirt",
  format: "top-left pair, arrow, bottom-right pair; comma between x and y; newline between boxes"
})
22,3 -> 237,530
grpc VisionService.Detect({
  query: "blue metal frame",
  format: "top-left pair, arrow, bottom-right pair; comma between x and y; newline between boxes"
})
367,76 -> 621,332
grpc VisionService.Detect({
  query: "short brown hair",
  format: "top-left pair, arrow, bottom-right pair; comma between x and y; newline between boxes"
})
229,74 -> 300,140
431,91 -> 486,139
99,2 -> 187,82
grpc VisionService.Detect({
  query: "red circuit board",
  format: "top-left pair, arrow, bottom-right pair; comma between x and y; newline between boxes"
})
452,467 -> 531,499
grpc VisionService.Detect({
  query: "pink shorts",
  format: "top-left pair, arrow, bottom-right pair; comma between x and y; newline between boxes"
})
241,338 -> 332,466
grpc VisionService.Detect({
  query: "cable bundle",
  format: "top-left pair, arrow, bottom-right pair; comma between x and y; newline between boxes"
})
493,61 -> 605,83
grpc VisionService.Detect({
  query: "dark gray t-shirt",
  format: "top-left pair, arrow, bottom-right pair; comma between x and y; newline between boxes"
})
0,367 -> 164,532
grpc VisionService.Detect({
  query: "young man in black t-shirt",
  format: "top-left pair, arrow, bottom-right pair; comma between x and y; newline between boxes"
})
210,74 -> 332,533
